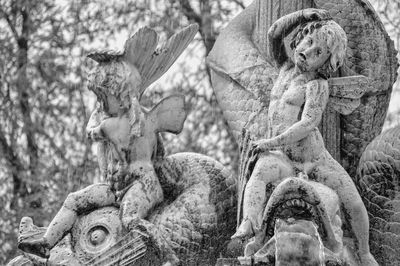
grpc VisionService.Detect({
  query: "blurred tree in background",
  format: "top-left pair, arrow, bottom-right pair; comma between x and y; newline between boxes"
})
0,0 -> 398,264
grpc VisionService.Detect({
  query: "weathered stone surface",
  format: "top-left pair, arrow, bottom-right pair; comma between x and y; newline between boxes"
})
358,126 -> 400,266
314,0 -> 398,176
8,1 -> 399,265
11,24 -> 237,266
71,207 -> 125,263
208,0 -> 398,265
153,152 -> 237,264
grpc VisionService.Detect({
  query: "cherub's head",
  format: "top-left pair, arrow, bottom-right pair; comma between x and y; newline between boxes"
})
290,20 -> 347,78
86,24 -> 198,116
87,57 -> 142,116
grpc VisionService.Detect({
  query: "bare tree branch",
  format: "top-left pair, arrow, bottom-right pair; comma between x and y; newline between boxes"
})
179,0 -> 202,25
0,7 -> 19,41
16,6 -> 39,175
231,0 -> 245,9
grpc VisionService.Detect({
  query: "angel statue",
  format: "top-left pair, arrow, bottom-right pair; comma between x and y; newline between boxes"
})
208,2 -> 393,265
17,24 -> 198,265
231,9 -> 376,266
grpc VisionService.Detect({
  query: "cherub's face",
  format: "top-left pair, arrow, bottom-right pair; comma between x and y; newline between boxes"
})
294,31 -> 330,72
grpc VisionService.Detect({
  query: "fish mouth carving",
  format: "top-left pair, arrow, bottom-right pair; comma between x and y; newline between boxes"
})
245,177 -> 344,264
267,198 -> 323,236
262,178 -> 340,251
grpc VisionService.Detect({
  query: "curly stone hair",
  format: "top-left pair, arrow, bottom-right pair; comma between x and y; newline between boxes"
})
290,20 -> 347,78
86,56 -> 141,112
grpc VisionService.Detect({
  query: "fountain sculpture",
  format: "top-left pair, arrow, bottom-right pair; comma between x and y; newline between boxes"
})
7,0 -> 399,265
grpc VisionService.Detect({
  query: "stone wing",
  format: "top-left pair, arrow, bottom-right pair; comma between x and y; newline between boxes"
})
124,24 -> 199,99
327,75 -> 368,115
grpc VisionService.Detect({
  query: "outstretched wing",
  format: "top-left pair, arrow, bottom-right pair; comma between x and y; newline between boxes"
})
88,24 -> 198,100
123,24 -> 199,99
327,75 -> 369,115
123,27 -> 159,74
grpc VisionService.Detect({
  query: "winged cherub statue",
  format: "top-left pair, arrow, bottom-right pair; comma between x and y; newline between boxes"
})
227,9 -> 377,266
18,24 -> 198,266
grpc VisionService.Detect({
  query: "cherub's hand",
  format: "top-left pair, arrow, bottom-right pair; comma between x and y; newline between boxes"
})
302,8 -> 331,21
250,139 -> 275,154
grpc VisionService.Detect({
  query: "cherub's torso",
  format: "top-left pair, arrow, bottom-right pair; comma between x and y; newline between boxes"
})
101,112 -> 157,192
268,64 -> 327,162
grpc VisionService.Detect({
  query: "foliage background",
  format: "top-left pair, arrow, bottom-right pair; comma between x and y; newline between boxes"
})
0,0 -> 398,263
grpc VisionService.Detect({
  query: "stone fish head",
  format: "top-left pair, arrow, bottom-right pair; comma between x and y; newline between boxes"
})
240,176 -> 359,265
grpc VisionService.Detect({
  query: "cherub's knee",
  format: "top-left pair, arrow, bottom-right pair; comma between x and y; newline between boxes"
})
253,163 -> 274,179
64,191 -> 81,211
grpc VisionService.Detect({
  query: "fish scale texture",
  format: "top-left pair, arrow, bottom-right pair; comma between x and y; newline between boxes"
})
211,69 -> 272,143
357,126 -> 400,266
209,0 -> 398,177
314,0 -> 398,177
152,152 -> 237,265
209,1 -> 398,264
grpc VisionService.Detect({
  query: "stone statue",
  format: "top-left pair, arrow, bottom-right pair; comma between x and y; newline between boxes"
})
247,174 -> 345,265
11,24 -> 238,266
208,0 -> 398,265
7,0 -> 399,265
232,10 -> 376,266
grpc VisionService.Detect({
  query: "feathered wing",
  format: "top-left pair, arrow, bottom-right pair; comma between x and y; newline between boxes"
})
88,24 -> 198,100
327,75 -> 369,115
123,27 -> 159,74
209,0 -> 397,225
87,27 -> 159,64
123,24 -> 199,98
139,24 -> 198,94
148,95 -> 187,134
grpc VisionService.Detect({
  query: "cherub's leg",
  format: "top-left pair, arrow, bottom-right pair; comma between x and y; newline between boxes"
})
18,183 -> 116,258
120,168 -> 173,264
120,168 -> 164,231
313,153 -> 378,266
233,153 -> 294,239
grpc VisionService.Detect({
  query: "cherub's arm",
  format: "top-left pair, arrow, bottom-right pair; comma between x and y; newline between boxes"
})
268,8 -> 331,67
256,79 -> 329,149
